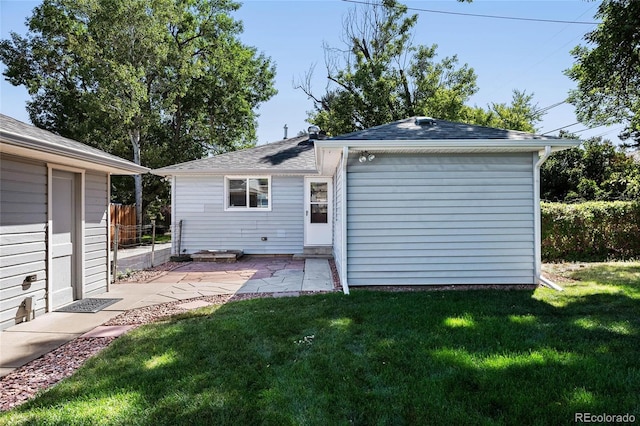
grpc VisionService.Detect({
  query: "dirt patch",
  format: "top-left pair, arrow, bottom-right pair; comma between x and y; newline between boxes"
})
116,262 -> 184,283
351,284 -> 538,292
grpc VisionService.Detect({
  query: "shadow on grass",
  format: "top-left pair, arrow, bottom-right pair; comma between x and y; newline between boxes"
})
5,280 -> 640,425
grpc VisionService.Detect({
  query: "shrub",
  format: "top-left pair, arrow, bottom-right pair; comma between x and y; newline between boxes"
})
541,201 -> 640,262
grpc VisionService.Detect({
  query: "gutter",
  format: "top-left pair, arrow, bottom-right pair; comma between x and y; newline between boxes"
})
316,138 -> 580,151
533,146 -> 564,291
341,146 -> 350,295
151,169 -> 318,177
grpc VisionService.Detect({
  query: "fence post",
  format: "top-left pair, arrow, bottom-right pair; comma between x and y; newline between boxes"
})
151,219 -> 156,267
112,224 -> 119,282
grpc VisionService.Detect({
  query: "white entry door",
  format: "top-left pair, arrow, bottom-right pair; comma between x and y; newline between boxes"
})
51,170 -> 77,308
304,177 -> 333,246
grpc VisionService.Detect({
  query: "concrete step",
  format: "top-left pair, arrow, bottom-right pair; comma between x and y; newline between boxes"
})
293,246 -> 333,259
293,253 -> 333,260
303,246 -> 332,255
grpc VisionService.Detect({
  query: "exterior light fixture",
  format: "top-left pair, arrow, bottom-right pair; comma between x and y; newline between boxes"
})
359,151 -> 375,163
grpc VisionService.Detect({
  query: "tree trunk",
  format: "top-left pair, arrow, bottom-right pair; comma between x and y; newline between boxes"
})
129,128 -> 143,238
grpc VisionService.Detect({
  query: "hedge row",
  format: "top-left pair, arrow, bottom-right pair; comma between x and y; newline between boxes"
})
541,201 -> 640,262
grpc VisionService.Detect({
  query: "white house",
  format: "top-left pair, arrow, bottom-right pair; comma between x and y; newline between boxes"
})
153,117 -> 579,293
0,114 -> 148,330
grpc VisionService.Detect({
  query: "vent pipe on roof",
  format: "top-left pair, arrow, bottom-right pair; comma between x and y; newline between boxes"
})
308,125 -> 320,140
415,117 -> 436,126
284,124 -> 288,139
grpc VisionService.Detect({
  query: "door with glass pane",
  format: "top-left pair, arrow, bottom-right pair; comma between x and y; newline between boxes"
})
304,177 -> 333,246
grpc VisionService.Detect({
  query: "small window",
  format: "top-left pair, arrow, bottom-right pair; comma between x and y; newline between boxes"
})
225,177 -> 271,210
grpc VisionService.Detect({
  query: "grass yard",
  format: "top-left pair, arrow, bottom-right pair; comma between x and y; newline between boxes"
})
2,262 -> 639,425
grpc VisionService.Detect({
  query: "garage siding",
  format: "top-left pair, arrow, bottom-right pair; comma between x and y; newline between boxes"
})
174,175 -> 304,254
346,152 -> 536,286
0,155 -> 47,329
84,171 -> 109,295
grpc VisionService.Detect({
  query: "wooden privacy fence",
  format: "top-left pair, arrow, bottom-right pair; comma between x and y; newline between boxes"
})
110,204 -> 137,247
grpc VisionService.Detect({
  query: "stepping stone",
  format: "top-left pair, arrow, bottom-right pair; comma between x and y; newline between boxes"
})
272,292 -> 300,298
81,325 -> 135,338
177,300 -> 213,310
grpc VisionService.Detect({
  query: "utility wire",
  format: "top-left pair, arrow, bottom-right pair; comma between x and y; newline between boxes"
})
542,122 -> 580,135
592,126 -> 624,139
534,101 -> 566,115
341,0 -> 600,25
571,124 -> 609,134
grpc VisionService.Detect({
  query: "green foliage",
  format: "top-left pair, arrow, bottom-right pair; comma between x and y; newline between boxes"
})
541,201 -> 640,261
0,0 -> 277,217
541,136 -> 640,202
565,0 -> 640,147
461,89 -> 544,133
298,1 -> 542,135
2,273 -> 640,424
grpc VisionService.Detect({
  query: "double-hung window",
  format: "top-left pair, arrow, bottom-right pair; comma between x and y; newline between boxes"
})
225,177 -> 271,210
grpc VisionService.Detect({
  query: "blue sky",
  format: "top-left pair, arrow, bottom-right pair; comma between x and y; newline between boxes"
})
0,0 -> 623,145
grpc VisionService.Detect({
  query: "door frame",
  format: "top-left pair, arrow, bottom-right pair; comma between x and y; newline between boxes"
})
47,164 -> 85,312
303,176 -> 333,247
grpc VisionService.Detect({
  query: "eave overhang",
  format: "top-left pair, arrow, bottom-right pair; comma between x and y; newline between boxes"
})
151,168 -> 320,177
1,130 -> 149,175
314,138 -> 581,175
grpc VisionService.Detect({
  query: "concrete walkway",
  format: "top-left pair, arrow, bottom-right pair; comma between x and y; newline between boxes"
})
0,258 -> 334,377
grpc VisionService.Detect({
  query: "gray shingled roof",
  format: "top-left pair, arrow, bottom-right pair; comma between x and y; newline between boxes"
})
331,117 -> 561,140
153,117 -> 570,175
154,135 -> 317,175
0,114 -> 148,174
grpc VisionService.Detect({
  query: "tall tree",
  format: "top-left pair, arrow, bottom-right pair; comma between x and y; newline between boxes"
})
461,90 -> 544,133
541,135 -> 640,202
565,0 -> 640,147
296,0 -> 478,136
297,0 -> 540,136
0,0 -> 276,225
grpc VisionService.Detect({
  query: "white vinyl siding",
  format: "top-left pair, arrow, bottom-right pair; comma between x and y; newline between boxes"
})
0,155 -> 48,329
174,175 -> 304,254
346,153 -> 535,286
84,171 -> 109,295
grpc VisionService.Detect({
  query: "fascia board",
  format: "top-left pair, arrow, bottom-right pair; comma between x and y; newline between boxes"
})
150,168 -> 319,177
1,131 -> 149,175
316,139 -> 581,151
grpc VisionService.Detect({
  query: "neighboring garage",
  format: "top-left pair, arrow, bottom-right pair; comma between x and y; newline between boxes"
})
0,114 -> 148,330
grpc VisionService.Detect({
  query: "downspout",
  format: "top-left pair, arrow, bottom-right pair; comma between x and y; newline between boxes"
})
341,146 -> 350,295
170,175 -> 176,255
534,146 -> 563,291
107,174 -> 111,290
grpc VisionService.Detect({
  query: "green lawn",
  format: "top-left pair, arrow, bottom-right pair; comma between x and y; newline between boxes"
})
2,263 -> 639,425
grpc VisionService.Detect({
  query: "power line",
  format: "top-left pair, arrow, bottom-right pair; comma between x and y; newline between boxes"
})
571,124 -> 610,134
341,0 -> 600,25
542,122 -> 580,135
592,126 -> 624,139
535,101 -> 566,115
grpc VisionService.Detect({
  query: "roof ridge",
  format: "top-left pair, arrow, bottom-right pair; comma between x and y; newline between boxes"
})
328,116 -> 562,141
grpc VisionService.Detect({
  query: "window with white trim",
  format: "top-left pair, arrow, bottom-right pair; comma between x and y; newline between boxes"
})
225,177 -> 271,210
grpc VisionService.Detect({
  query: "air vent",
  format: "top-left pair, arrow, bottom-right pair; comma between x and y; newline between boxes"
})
415,117 -> 436,126
308,125 -> 320,140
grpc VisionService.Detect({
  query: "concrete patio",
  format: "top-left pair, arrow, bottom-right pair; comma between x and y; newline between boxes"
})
0,257 -> 335,377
